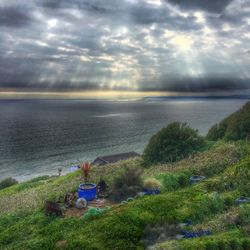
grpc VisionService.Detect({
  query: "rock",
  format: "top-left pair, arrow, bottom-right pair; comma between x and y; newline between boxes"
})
75,198 -> 87,209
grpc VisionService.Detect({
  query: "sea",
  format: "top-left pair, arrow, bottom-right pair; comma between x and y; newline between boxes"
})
0,98 -> 248,181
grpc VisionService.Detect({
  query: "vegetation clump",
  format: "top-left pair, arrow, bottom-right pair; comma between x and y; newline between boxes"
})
0,177 -> 18,190
80,162 -> 91,182
109,165 -> 143,202
143,122 -> 205,166
207,101 -> 250,141
143,178 -> 162,190
143,222 -> 178,248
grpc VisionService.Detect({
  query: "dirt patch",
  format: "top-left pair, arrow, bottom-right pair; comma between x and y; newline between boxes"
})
64,207 -> 87,217
56,240 -> 68,249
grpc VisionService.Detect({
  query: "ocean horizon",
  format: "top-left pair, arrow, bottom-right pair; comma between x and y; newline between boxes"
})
0,98 -> 248,181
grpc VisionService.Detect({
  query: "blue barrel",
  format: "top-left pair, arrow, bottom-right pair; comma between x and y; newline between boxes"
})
144,188 -> 160,195
78,183 -> 97,201
189,175 -> 206,184
236,197 -> 250,204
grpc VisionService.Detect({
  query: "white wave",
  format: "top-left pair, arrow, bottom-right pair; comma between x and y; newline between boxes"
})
94,113 -> 131,118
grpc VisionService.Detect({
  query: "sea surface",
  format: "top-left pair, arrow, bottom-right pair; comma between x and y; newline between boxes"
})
0,98 -> 247,181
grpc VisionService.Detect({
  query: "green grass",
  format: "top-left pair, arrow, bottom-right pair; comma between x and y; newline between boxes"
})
207,101 -> 250,141
0,141 -> 249,249
157,229 -> 250,250
0,171 -> 81,215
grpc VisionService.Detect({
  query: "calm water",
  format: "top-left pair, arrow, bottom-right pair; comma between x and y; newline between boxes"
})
0,99 -> 247,181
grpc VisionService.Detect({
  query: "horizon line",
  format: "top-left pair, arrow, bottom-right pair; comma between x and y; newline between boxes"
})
1,90 -> 250,100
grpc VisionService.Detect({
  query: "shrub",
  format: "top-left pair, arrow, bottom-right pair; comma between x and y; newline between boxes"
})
157,172 -> 189,192
205,240 -> 220,250
143,178 -> 162,190
109,165 -> 143,202
0,177 -> 18,190
143,122 -> 205,166
241,239 -> 250,250
80,162 -> 91,182
190,194 -> 225,222
239,205 -> 250,226
207,102 -> 250,141
206,123 -> 227,141
142,223 -> 178,248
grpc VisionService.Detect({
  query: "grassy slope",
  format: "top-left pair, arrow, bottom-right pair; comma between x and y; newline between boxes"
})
0,141 -> 249,249
207,101 -> 250,141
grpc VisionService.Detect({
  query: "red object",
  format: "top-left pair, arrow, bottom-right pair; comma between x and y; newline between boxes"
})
81,162 -> 91,182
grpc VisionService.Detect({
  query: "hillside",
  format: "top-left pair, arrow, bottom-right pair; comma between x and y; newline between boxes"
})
207,101 -> 250,141
0,140 -> 249,249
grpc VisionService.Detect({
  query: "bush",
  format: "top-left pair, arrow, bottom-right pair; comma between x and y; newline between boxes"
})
206,123 -> 227,141
109,165 -> 143,202
0,177 -> 18,190
157,172 -> 189,192
142,223 -> 178,248
241,239 -> 250,250
143,122 -> 205,166
207,102 -> 250,141
143,178 -> 162,190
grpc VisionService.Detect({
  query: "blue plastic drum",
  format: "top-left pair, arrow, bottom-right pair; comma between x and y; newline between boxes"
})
144,188 -> 160,195
78,183 -> 97,201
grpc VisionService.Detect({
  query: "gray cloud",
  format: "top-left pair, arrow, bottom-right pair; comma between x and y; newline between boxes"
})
156,78 -> 250,92
130,4 -> 202,31
167,0 -> 233,13
40,0 -> 124,15
0,6 -> 31,27
0,0 -> 249,93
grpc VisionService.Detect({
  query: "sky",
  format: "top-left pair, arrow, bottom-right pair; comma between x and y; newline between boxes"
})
0,0 -> 250,98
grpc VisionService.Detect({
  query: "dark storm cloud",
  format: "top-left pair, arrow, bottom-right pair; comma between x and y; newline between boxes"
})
139,78 -> 250,92
41,0 -> 122,14
164,78 -> 250,92
0,6 -> 31,27
41,0 -> 62,9
167,0 -> 233,13
0,0 -> 249,93
130,5 -> 202,30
